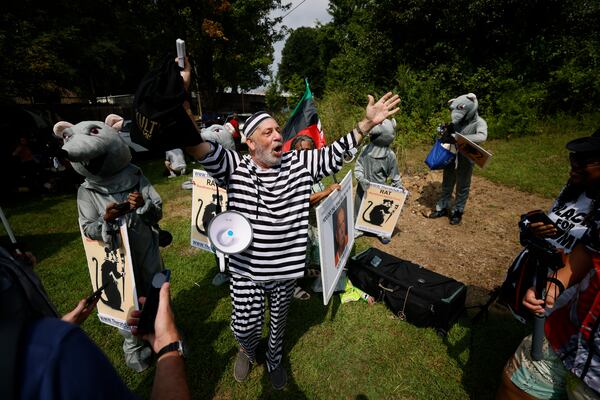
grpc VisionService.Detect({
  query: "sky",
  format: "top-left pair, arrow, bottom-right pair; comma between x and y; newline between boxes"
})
270,0 -> 333,76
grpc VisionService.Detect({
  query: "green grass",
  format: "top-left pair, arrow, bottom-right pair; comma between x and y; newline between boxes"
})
476,133 -> 578,198
0,125 -> 582,399
401,130 -> 588,199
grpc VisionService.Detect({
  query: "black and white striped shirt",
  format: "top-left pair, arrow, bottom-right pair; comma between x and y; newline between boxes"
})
200,131 -> 358,281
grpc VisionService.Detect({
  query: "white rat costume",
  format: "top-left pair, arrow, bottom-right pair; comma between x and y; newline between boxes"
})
54,115 -> 163,372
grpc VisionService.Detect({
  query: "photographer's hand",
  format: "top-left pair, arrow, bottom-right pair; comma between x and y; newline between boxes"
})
529,222 -> 558,238
62,297 -> 98,325
127,283 -> 180,353
522,287 -> 545,316
127,283 -> 190,400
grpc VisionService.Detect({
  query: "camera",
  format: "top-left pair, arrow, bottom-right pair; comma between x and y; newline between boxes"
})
437,123 -> 456,144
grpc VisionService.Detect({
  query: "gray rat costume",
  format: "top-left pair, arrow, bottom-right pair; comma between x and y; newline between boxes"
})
431,93 -> 488,224
54,118 -> 163,372
354,118 -> 402,218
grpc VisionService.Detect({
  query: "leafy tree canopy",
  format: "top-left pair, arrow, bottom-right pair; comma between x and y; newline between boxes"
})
1,0 -> 287,102
276,0 -> 599,118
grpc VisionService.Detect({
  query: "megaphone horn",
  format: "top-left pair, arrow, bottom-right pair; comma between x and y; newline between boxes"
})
207,211 -> 253,255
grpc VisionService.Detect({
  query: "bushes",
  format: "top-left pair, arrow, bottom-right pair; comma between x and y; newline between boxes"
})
314,85 -> 600,149
486,83 -> 547,138
317,90 -> 364,142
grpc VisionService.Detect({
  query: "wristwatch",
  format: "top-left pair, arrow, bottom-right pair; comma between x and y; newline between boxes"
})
354,123 -> 369,137
157,340 -> 186,359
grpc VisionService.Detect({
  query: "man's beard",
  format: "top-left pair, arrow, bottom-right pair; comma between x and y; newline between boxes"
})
255,144 -> 282,167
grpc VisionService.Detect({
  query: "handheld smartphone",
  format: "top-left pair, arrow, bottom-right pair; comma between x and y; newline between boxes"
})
138,269 -> 171,333
85,280 -> 113,307
526,210 -> 555,226
526,210 -> 564,237
176,39 -> 186,68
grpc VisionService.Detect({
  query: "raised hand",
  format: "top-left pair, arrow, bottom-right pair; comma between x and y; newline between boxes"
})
365,92 -> 401,126
177,56 -> 192,92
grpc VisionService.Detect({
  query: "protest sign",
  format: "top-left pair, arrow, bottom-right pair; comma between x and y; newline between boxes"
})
355,183 -> 408,238
80,219 -> 138,331
191,169 -> 228,252
316,172 -> 353,305
454,133 -> 493,168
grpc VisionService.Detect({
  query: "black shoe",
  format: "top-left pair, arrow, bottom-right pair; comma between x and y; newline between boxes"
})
234,350 -> 251,382
428,209 -> 448,219
450,211 -> 463,225
269,364 -> 287,390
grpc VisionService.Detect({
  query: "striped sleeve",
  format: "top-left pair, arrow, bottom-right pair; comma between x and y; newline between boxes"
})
298,132 -> 358,181
298,131 -> 358,181
198,141 -> 241,183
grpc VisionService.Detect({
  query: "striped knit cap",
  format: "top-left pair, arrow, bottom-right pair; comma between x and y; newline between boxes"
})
243,111 -> 272,139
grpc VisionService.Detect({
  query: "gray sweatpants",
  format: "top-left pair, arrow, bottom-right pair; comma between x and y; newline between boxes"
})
435,152 -> 474,213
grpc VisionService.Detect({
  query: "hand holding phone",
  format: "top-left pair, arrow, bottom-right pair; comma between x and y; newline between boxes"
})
85,280 -> 114,307
525,210 -> 563,238
176,39 -> 186,68
138,270 -> 171,334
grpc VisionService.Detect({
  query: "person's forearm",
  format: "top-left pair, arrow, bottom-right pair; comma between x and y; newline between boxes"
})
353,118 -> 377,145
185,142 -> 213,161
151,354 -> 190,400
545,245 -> 593,303
310,190 -> 331,206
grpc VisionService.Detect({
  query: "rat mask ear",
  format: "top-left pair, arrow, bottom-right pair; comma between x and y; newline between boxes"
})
105,114 -> 124,131
53,121 -> 74,138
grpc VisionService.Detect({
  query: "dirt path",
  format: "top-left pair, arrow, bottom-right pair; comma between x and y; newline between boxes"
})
360,171 -> 551,295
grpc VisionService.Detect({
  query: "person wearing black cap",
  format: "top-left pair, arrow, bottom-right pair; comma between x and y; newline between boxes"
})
496,130 -> 600,400
180,56 -> 399,388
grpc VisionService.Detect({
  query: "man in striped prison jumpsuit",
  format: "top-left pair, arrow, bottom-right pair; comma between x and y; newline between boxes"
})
188,93 -> 400,389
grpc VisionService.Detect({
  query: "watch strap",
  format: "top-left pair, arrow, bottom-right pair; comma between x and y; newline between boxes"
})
157,341 -> 182,359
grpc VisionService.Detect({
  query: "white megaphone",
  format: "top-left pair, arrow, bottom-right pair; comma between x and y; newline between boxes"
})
207,211 -> 253,272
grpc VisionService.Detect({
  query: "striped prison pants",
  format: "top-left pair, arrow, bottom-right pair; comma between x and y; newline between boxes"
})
229,275 -> 296,372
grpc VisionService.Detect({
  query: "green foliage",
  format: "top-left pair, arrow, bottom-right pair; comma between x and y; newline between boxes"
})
281,74 -> 306,106
264,79 -> 286,113
317,90 -> 364,142
278,27 -> 327,96
476,113 -> 600,197
486,83 -> 547,138
284,0 -> 600,130
1,0 -> 286,102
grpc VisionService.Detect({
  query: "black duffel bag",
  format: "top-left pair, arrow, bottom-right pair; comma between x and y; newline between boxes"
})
347,247 -> 466,335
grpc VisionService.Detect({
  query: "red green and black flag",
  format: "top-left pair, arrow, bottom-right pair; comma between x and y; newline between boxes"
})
282,79 -> 326,151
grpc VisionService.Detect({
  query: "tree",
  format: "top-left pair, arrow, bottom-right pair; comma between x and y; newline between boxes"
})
278,27 -> 328,97
323,0 -> 600,114
0,0 -> 287,103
